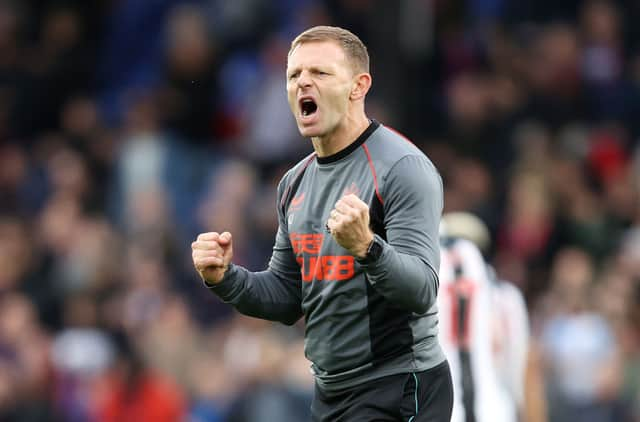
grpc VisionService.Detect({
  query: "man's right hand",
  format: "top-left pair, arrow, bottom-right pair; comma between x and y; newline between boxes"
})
191,232 -> 234,285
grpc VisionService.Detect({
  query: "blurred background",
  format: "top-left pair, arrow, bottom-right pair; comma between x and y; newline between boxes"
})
0,0 -> 639,421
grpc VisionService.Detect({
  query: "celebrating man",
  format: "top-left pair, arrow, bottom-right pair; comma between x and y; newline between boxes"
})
192,26 -> 452,421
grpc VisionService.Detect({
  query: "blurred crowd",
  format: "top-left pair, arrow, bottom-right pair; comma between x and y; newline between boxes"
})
0,0 -> 640,421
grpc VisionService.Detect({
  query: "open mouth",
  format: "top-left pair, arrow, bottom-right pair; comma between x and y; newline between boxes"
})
300,98 -> 318,117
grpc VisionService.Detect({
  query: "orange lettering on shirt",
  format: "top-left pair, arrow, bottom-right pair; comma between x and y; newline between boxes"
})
291,233 -> 355,282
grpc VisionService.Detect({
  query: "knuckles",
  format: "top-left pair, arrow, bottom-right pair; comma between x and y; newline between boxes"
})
197,232 -> 219,241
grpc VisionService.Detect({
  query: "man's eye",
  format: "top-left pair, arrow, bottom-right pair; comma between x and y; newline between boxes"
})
288,73 -> 299,80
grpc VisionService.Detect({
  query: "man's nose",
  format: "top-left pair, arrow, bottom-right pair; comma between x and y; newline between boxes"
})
297,70 -> 312,88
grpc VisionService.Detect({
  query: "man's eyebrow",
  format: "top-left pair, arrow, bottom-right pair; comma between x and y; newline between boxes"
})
288,64 -> 331,72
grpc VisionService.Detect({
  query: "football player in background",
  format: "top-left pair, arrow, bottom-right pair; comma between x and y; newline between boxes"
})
441,212 -> 547,422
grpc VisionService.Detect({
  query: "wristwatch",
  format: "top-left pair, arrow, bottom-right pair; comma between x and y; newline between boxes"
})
358,235 -> 384,264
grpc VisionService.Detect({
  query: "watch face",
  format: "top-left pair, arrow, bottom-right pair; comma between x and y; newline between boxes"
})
369,238 -> 383,260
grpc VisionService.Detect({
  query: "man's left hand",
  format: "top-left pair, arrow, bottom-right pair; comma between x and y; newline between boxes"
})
327,194 -> 374,259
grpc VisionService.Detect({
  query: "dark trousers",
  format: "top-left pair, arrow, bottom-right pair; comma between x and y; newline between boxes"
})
311,361 -> 453,422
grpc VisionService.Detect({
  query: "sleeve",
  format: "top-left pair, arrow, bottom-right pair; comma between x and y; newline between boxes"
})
358,155 -> 443,314
504,283 -> 530,406
206,176 -> 303,325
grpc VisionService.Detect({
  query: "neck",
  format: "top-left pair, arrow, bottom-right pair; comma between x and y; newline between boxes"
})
312,112 -> 370,157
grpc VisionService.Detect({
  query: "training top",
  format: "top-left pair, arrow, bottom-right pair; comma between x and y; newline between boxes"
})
208,120 -> 445,393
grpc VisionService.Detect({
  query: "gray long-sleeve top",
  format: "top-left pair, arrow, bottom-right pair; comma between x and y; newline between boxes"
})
208,121 -> 445,392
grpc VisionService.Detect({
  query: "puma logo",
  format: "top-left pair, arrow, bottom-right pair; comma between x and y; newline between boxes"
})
289,192 -> 305,211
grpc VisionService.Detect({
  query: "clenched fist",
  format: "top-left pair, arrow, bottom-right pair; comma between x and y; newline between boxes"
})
191,231 -> 234,285
326,194 -> 374,259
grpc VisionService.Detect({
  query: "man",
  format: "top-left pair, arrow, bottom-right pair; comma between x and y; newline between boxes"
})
438,232 -> 513,422
441,212 -> 547,422
191,26 -> 452,421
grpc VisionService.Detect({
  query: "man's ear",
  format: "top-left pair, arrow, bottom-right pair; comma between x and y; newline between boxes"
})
350,73 -> 372,100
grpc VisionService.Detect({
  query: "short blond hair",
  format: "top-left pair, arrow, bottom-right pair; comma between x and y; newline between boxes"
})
289,26 -> 369,73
